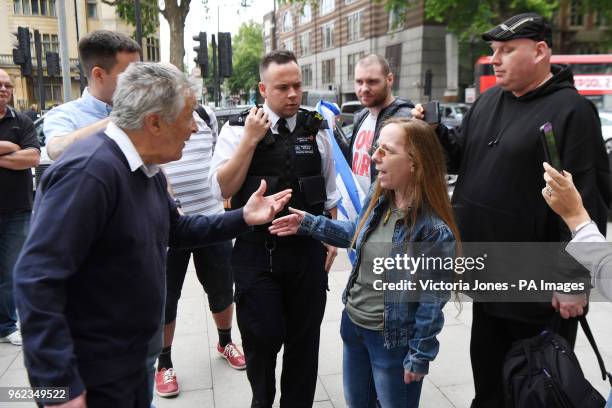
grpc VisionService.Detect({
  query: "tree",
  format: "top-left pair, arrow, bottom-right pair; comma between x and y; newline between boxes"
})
415,0 -> 611,45
101,0 -> 196,71
226,22 -> 263,100
105,0 -> 159,38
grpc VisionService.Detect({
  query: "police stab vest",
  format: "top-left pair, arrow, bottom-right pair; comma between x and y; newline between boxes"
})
230,108 -> 329,243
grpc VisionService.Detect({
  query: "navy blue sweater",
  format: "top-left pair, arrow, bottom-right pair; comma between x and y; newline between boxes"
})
14,131 -> 249,397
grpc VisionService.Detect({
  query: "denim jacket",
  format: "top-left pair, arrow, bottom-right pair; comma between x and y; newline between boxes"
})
298,191 -> 456,374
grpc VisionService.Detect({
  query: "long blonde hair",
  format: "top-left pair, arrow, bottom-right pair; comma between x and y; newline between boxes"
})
351,118 -> 461,246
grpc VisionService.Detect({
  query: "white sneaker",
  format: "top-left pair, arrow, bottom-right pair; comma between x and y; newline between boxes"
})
0,330 -> 22,346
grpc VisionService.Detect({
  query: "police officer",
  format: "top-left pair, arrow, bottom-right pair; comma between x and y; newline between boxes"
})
209,50 -> 339,407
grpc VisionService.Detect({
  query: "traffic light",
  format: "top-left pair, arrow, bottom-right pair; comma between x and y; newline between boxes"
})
193,32 -> 208,77
12,48 -> 25,65
218,32 -> 232,78
13,26 -> 33,76
46,52 -> 60,76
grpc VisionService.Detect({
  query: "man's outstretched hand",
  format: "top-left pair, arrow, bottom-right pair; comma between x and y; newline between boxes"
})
243,180 -> 292,226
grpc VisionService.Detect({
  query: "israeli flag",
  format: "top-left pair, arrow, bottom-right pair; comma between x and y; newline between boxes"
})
316,100 -> 366,263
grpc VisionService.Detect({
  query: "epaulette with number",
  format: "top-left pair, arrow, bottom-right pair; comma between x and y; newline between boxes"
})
299,108 -> 329,133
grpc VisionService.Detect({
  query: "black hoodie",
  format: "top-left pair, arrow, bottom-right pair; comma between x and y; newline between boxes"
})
437,65 -> 610,321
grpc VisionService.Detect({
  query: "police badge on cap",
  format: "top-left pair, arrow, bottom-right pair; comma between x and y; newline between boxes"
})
482,13 -> 552,47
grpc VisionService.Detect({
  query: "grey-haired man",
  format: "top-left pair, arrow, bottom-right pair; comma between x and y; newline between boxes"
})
14,63 -> 291,408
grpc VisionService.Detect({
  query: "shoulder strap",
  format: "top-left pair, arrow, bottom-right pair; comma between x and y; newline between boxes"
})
195,105 -> 211,129
579,315 -> 612,386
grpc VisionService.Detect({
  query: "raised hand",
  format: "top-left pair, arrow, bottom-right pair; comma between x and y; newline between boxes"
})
268,207 -> 306,236
242,179 -> 292,226
410,103 -> 425,120
541,162 -> 590,231
244,107 -> 272,147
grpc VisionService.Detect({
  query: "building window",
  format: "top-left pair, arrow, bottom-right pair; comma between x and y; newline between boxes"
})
15,0 -> 57,16
302,64 -> 313,87
595,12 -> 607,27
264,38 -> 272,53
282,39 -> 293,52
299,4 -> 311,24
283,11 -> 293,32
347,51 -> 364,80
146,37 -> 160,61
87,0 -> 98,19
33,77 -> 62,102
299,31 -> 310,55
322,59 -> 335,84
320,0 -> 334,16
347,10 -> 363,42
569,0 -> 583,26
322,23 -> 334,49
42,34 -> 59,54
14,0 -> 34,14
385,44 -> 402,92
388,5 -> 405,31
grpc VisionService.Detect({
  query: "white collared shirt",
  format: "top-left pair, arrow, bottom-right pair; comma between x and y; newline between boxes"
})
105,121 -> 160,178
209,103 -> 339,210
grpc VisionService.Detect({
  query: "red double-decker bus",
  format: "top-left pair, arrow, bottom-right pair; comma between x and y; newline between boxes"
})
475,54 -> 612,110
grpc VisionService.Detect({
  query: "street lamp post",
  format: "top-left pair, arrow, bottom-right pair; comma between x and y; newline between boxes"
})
57,0 -> 72,102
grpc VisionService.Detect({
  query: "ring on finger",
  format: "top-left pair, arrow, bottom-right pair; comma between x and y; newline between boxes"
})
546,186 -> 553,196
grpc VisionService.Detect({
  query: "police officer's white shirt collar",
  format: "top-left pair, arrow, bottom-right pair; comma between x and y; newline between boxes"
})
105,121 -> 160,178
263,103 -> 297,133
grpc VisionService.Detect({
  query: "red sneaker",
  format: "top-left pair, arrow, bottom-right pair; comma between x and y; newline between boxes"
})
155,368 -> 179,397
217,342 -> 246,370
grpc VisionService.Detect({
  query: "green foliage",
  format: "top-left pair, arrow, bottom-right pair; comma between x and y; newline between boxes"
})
421,0 -> 557,42
419,0 -> 611,46
103,0 -> 160,38
226,21 -> 264,96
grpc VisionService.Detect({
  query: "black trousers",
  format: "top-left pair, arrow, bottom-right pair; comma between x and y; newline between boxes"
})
232,237 -> 328,408
87,368 -> 149,408
469,302 -> 579,408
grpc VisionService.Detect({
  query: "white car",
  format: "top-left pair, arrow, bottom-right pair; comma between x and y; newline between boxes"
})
440,103 -> 470,129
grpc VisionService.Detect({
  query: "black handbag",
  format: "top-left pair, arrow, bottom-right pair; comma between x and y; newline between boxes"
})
503,316 -> 612,408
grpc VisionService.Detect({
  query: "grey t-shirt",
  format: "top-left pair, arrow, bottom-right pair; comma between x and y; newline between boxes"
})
346,207 -> 406,331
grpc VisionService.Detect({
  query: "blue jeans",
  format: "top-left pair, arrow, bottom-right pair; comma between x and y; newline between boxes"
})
0,211 -> 30,337
340,310 -> 423,408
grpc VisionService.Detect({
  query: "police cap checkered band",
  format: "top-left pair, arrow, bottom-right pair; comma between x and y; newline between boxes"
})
482,13 -> 552,47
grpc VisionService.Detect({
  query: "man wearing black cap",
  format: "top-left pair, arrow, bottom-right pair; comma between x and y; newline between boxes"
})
413,12 -> 610,408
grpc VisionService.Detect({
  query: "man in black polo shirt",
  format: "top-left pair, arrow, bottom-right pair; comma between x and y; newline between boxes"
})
0,68 -> 40,346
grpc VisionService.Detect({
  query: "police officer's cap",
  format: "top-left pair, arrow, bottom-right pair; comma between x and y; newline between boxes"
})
482,13 -> 552,47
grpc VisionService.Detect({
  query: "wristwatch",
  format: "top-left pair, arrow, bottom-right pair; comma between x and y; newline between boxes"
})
571,220 -> 594,239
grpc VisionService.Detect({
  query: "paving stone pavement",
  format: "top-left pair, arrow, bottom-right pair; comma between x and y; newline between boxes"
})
1,251 -> 611,407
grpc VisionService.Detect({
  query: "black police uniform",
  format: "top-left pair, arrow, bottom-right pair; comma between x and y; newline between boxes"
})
229,109 -> 330,408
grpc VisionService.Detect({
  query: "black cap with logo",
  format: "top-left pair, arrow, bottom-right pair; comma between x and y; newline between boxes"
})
482,13 -> 553,47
